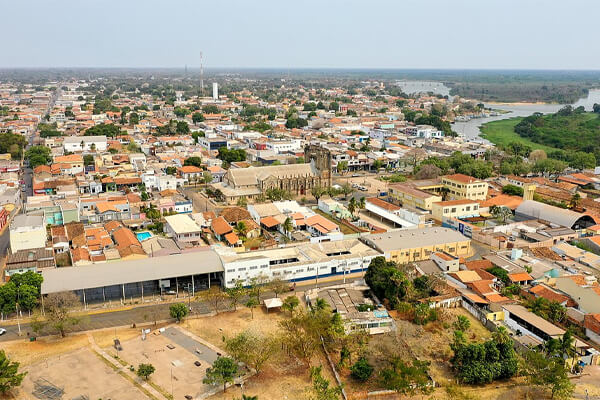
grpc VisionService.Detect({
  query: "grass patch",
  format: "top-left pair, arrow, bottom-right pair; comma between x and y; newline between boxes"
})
480,117 -> 558,152
147,380 -> 173,400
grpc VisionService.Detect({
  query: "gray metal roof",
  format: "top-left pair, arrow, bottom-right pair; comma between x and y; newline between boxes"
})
515,200 -> 593,229
361,227 -> 469,252
41,249 -> 223,294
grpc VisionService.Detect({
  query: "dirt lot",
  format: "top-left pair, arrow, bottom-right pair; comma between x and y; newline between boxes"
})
182,301 -> 337,400
12,348 -> 146,400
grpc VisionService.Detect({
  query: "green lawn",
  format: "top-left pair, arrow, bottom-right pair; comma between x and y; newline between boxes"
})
479,117 -> 559,153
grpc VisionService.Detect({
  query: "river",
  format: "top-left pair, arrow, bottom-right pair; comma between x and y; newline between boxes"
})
396,80 -> 600,141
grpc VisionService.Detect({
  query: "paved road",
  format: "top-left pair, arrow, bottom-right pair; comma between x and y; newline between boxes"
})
0,275 -> 364,342
163,326 -> 218,364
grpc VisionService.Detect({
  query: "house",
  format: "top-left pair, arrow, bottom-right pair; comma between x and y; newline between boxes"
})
318,198 -> 352,220
63,135 -> 108,152
211,216 -> 233,242
206,166 -> 226,183
179,166 -> 203,183
164,214 -> 203,244
5,248 -> 54,278
388,183 -> 442,211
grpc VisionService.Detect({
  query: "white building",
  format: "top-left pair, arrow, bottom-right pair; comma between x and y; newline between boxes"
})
216,238 -> 380,288
63,136 -> 108,152
142,171 -> 183,192
265,139 -> 302,154
164,214 -> 202,243
405,125 -> 444,139
9,215 -> 47,252
212,82 -> 219,100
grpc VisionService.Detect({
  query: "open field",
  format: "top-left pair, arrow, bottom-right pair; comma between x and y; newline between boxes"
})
479,117 -> 559,152
181,300 -> 337,400
10,347 -> 147,400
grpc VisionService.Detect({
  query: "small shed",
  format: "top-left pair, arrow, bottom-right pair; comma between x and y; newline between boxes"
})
263,297 -> 283,313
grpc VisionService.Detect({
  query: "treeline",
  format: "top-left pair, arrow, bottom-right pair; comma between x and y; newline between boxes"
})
449,82 -> 590,104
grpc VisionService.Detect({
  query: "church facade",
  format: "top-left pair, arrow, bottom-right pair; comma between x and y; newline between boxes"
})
212,145 -> 332,204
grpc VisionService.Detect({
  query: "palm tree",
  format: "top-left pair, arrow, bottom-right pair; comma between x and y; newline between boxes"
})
359,196 -> 366,210
569,193 -> 581,209
282,217 -> 293,237
234,221 -> 247,236
558,330 -> 576,371
348,197 -> 357,217
242,395 -> 258,400
311,298 -> 329,314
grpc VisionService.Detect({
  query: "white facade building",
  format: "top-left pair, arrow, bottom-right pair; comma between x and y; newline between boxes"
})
9,215 -> 47,252
63,136 -> 108,152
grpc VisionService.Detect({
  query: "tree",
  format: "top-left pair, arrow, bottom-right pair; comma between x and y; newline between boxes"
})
184,156 -> 203,168
136,363 -> 155,380
350,357 -> 373,382
529,149 -> 547,163
523,349 -> 574,400
278,310 -> 322,367
490,205 -> 512,222
414,164 -> 441,179
192,112 -> 205,124
34,291 -> 82,337
85,123 -> 123,138
169,303 -> 189,322
197,287 -> 228,314
83,154 -> 94,166
224,330 -> 278,373
282,217 -> 293,237
569,193 -> 581,208
336,161 -> 348,174
245,297 -> 259,319
311,298 -> 329,314
453,315 -> 471,332
129,112 -> 140,125
502,184 -> 524,196
25,145 -> 52,168
202,105 -> 219,114
282,295 -> 299,315
0,350 -> 26,394
16,284 -> 39,312
267,278 -> 288,298
226,280 -> 245,311
203,356 -> 239,392
358,196 -> 366,210
311,186 -> 327,202
340,183 -> 353,200
379,357 -> 432,395
310,366 -> 343,400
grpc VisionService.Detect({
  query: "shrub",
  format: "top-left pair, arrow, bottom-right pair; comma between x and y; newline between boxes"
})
351,358 -> 374,382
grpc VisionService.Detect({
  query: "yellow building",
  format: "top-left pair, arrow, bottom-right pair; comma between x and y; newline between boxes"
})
441,174 -> 488,201
388,183 -> 442,211
361,227 -> 471,263
432,199 -> 480,221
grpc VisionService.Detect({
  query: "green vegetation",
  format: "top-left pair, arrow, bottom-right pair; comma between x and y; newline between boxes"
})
136,363 -> 155,380
85,123 -> 124,138
480,118 -> 557,153
217,147 -> 246,164
223,330 -> 278,373
524,296 -> 566,324
169,303 -> 189,322
418,151 -> 493,179
310,366 -> 343,400
25,145 -> 52,168
0,132 -> 27,159
514,108 -> 600,165
183,156 -> 202,167
0,350 -> 26,394
450,327 -> 518,384
350,357 -> 373,382
203,356 -> 239,392
0,271 -> 43,313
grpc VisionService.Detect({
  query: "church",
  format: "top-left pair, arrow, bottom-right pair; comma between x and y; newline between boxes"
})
212,145 -> 332,204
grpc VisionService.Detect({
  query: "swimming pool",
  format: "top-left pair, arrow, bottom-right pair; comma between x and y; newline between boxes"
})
136,231 -> 152,241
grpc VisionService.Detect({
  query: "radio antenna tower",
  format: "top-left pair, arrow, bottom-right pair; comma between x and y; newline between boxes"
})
200,51 -> 204,98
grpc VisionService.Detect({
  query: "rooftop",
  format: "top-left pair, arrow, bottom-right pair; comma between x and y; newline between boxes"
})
362,227 -> 469,252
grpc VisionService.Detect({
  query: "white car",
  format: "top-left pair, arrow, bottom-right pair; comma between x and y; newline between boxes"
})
0,328 -> 6,335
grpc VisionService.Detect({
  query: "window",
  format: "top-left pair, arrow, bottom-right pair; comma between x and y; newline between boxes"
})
451,208 -> 456,213
238,267 -> 246,271
250,266 -> 258,270
465,206 -> 470,211
227,269 -> 235,273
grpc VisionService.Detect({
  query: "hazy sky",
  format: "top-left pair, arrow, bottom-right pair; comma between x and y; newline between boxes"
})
2,0 -> 598,69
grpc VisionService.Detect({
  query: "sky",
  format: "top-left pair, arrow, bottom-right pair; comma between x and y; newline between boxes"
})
2,0 -> 599,70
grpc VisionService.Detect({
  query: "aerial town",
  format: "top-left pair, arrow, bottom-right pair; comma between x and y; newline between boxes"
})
0,69 -> 600,399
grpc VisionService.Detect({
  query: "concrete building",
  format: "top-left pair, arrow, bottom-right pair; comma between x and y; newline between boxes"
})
212,82 -> 219,100
388,183 -> 442,211
441,174 -> 488,201
164,214 -> 203,244
63,135 -> 108,152
515,200 -> 596,230
365,197 -> 427,229
432,199 -> 480,221
361,227 -> 471,263
216,238 -> 380,288
9,215 -> 47,252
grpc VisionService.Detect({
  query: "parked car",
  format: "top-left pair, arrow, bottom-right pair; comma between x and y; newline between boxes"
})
0,328 -> 7,336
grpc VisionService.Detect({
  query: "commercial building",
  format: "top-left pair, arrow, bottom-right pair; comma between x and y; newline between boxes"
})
432,199 -> 480,221
40,249 -> 224,303
63,135 -> 108,152
9,215 -> 47,252
515,200 -> 597,230
441,174 -> 488,201
361,227 -> 471,263
388,183 -> 442,211
215,238 -> 380,288
365,197 -> 428,229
